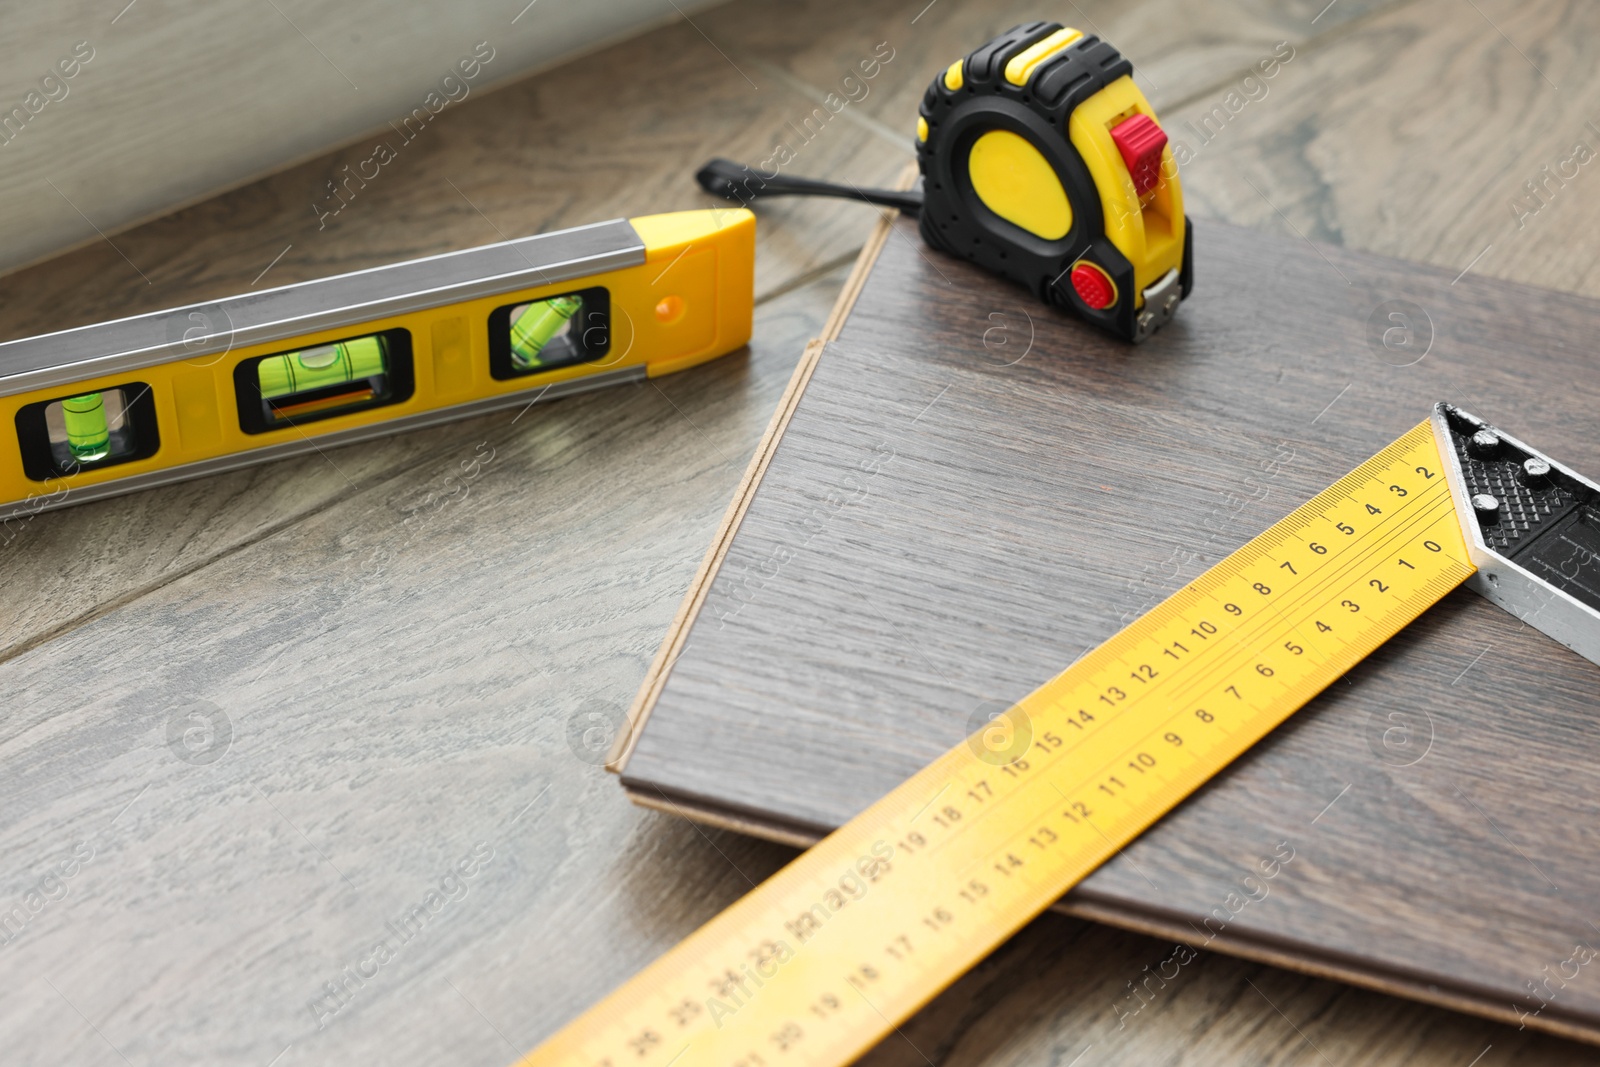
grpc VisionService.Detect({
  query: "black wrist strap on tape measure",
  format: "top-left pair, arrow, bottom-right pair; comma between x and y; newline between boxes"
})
694,158 -> 923,214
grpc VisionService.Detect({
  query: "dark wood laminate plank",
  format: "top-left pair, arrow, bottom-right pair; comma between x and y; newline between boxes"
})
622,216 -> 1600,1046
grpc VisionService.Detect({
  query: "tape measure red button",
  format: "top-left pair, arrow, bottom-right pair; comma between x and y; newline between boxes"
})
1070,261 -> 1116,309
1110,113 -> 1168,196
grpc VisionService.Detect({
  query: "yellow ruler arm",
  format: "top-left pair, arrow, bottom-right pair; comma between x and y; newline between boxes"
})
517,419 -> 1475,1067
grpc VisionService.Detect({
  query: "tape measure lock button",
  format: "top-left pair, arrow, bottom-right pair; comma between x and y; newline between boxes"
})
1069,261 -> 1116,310
1109,113 -> 1168,197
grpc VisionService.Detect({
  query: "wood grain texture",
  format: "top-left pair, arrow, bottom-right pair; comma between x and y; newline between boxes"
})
614,167 -> 909,770
621,215 -> 1600,1046
5,0 -> 1588,1063
856,912 -> 1598,1067
0,5 -> 893,1064
0,261 -> 844,1067
706,0 -> 1406,131
1167,0 -> 1600,295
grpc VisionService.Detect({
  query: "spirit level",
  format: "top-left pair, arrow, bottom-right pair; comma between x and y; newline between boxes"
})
513,408 -> 1598,1067
0,209 -> 755,521
698,22 -> 1191,343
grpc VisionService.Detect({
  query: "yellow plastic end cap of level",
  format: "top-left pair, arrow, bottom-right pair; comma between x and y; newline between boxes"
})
968,130 -> 1071,240
630,208 -> 753,254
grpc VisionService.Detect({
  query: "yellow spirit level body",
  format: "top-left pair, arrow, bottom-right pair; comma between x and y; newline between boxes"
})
0,209 -> 755,521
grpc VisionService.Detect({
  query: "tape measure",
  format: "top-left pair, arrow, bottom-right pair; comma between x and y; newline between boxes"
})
915,21 -> 1190,342
513,418 -> 1477,1067
698,22 -> 1191,343
0,209 -> 755,521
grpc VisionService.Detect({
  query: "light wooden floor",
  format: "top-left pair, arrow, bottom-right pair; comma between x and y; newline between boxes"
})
1,1 -> 1596,1065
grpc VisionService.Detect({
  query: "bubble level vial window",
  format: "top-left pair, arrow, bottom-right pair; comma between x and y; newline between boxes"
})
487,287 -> 609,381
234,328 -> 414,435
14,383 -> 161,481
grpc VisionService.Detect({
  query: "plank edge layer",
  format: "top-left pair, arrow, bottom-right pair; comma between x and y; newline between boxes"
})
609,205 -> 902,771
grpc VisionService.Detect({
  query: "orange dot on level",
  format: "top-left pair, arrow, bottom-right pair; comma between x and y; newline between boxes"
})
655,295 -> 685,323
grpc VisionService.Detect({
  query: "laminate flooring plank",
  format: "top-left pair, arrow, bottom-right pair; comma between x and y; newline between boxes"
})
615,2 -> 1600,1060
622,215 -> 1600,1048
604,0 -> 1600,1062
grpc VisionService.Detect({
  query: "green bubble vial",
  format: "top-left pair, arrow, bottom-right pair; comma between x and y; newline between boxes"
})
510,295 -> 582,369
257,336 -> 387,399
61,392 -> 111,461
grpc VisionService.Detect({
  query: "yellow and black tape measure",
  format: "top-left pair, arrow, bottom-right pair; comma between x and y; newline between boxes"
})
915,21 -> 1190,343
511,418 -> 1478,1067
700,22 -> 1190,343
